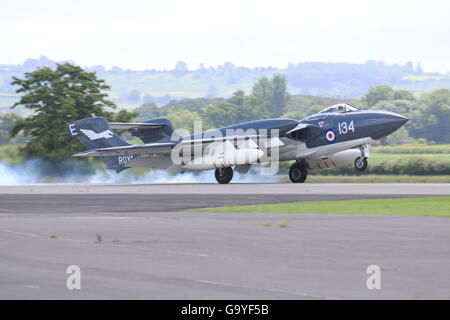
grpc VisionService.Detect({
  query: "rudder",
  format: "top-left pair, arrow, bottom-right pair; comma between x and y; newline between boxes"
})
67,117 -> 131,172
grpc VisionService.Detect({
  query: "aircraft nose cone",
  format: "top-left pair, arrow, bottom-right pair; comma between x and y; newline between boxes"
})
392,113 -> 409,126
368,111 -> 409,140
386,112 -> 409,131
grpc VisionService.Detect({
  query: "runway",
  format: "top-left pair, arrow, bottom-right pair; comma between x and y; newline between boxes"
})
1,182 -> 449,194
0,183 -> 449,299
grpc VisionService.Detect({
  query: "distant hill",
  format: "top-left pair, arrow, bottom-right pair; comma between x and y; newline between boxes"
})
1,55 -> 449,114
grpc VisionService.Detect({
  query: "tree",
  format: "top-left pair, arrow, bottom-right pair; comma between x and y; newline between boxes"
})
134,102 -> 161,121
250,76 -> 271,108
385,127 -> 415,145
394,89 -> 415,101
281,110 -> 306,120
203,101 -> 239,129
362,85 -> 395,107
270,74 -> 289,117
0,113 -> 28,145
408,89 -> 450,143
9,63 -> 136,163
249,75 -> 289,118
230,90 -> 265,123
166,109 -> 201,133
203,90 -> 267,129
371,99 -> 416,117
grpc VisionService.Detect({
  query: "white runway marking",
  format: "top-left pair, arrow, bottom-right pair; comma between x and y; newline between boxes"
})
194,279 -> 340,300
0,228 -> 270,263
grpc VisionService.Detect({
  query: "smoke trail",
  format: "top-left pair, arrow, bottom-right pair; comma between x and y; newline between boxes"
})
0,162 -> 38,185
0,159 -> 98,185
86,168 -> 279,184
0,161 -> 279,185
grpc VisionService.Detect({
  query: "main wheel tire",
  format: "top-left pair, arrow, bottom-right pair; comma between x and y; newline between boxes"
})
289,162 -> 307,183
354,157 -> 368,171
215,167 -> 233,184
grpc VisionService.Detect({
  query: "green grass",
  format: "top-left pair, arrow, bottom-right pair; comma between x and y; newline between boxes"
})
370,153 -> 450,162
280,175 -> 450,183
191,197 -> 450,217
370,144 -> 450,154
278,150 -> 450,179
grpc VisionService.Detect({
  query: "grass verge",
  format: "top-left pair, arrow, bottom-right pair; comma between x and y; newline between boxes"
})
190,197 -> 450,217
280,175 -> 450,183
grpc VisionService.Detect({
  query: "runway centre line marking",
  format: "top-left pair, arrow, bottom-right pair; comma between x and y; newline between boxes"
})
194,279 -> 340,300
0,228 -> 270,263
0,229 -> 88,244
190,229 -> 210,233
0,229 -> 40,238
64,217 -> 135,219
125,245 -> 270,263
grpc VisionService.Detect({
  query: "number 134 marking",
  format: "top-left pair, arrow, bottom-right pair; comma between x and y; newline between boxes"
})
338,121 -> 355,134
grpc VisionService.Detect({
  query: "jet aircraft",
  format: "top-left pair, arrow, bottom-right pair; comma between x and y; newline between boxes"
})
67,104 -> 408,183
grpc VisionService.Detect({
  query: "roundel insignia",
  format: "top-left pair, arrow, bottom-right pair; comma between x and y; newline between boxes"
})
325,130 -> 336,142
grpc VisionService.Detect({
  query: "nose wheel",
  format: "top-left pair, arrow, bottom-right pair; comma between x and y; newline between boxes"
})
289,161 -> 308,183
354,157 -> 368,171
215,167 -> 233,184
355,143 -> 369,172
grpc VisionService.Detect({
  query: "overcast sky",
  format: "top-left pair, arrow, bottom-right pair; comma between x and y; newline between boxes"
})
1,0 -> 449,73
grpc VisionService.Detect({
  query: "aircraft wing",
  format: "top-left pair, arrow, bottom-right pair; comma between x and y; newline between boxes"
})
109,122 -> 164,130
180,122 -> 314,149
73,132 -> 286,158
179,134 -> 284,149
72,142 -> 176,157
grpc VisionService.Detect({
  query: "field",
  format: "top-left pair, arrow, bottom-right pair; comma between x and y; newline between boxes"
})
278,145 -> 450,178
370,144 -> 450,154
369,153 -> 449,161
192,197 -> 450,217
287,175 -> 450,183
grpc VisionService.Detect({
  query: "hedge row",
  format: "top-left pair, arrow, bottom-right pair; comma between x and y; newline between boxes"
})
310,157 -> 450,176
371,144 -> 450,154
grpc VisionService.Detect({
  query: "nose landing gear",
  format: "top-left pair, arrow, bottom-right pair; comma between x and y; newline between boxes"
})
354,156 -> 368,171
355,143 -> 370,172
289,160 -> 308,183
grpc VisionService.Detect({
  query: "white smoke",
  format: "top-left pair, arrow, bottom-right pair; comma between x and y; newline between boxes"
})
0,161 -> 279,185
0,162 -> 38,185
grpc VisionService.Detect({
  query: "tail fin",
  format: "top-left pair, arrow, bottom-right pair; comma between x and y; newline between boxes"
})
67,117 -> 131,172
130,118 -> 174,143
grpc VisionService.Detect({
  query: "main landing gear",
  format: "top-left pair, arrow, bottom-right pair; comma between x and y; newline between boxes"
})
215,167 -> 233,184
289,160 -> 308,183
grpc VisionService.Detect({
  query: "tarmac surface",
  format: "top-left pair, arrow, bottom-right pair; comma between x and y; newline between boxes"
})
0,183 -> 449,299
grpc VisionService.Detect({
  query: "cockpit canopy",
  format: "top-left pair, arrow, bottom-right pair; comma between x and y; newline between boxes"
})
319,103 -> 360,114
